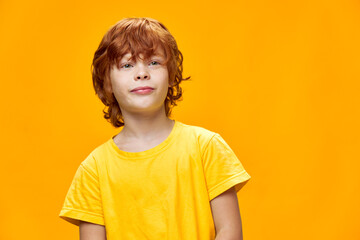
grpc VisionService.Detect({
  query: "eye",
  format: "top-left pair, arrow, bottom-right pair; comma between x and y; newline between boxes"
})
121,63 -> 133,69
150,61 -> 160,66
122,63 -> 131,68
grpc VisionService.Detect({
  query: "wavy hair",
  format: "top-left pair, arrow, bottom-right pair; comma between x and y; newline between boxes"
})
91,17 -> 191,128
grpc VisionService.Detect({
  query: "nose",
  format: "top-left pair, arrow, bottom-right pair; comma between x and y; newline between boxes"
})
134,63 -> 150,81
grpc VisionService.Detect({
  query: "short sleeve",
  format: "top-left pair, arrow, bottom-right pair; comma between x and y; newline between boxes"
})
59,154 -> 105,226
202,133 -> 251,201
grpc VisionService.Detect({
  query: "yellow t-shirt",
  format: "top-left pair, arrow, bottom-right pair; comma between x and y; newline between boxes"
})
59,120 -> 251,239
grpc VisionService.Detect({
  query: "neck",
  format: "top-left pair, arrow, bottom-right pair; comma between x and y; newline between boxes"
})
119,106 -> 174,140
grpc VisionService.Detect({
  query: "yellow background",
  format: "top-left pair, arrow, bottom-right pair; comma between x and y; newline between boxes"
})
1,0 -> 359,239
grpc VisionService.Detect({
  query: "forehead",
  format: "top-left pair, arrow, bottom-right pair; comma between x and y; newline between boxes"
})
121,48 -> 165,60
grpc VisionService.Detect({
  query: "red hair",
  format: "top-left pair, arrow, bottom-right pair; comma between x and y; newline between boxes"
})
91,17 -> 191,128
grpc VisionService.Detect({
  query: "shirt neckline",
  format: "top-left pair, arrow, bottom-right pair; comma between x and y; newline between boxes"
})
108,119 -> 180,159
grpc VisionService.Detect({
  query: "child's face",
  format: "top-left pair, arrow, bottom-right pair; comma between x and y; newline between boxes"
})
109,48 -> 170,116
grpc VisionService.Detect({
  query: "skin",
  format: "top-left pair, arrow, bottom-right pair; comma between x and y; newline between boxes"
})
79,221 -> 106,240
211,187 -> 244,240
109,47 -> 175,151
80,47 -> 244,239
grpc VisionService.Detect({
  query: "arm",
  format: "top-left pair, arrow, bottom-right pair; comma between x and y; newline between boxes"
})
210,186 -> 243,240
79,221 -> 107,240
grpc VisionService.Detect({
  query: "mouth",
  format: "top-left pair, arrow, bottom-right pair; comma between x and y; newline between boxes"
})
131,86 -> 154,92
131,87 -> 155,95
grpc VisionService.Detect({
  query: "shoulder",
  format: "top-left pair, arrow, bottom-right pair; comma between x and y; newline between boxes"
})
177,121 -> 219,146
79,140 -> 111,176
177,121 -> 238,155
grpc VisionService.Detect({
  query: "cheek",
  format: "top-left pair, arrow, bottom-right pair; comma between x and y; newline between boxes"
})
110,73 -> 128,90
109,84 -> 127,102
158,69 -> 169,83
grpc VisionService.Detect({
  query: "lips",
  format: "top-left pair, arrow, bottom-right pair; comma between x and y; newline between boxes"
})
131,86 -> 154,92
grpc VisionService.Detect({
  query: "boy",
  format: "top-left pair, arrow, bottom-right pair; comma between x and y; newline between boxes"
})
59,17 -> 251,240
